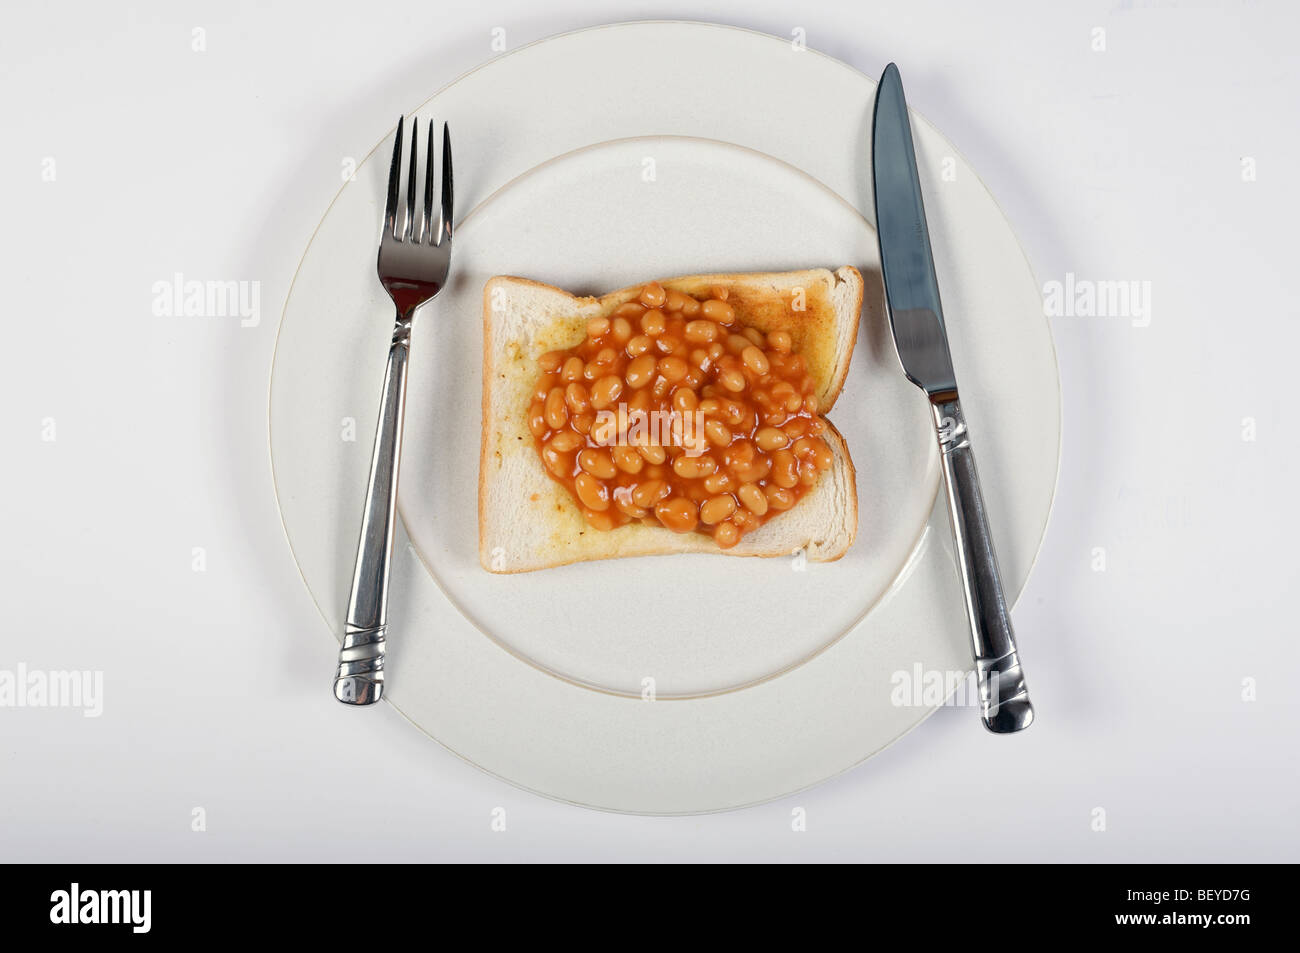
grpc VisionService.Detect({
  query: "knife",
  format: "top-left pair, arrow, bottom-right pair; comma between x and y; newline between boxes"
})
871,63 -> 1035,733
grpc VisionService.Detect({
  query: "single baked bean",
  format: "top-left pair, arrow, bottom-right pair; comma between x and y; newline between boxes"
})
680,295 -> 702,317
654,498 -> 698,533
703,471 -> 734,494
640,282 -> 667,308
702,299 -> 735,324
685,320 -> 719,343
755,427 -> 789,451
610,316 -> 633,343
578,448 -> 617,480
640,309 -> 667,336
541,445 -> 571,479
636,444 -> 667,465
768,330 -> 792,353
700,495 -> 737,525
631,479 -> 670,508
590,375 -> 624,409
725,333 -> 750,354
528,404 -> 547,439
613,492 -> 648,519
772,449 -> 799,488
625,354 -> 657,389
784,418 -> 809,440
574,472 -> 609,511
544,387 -> 568,429
539,350 -> 565,373
658,356 -> 689,382
612,446 -> 644,474
765,485 -> 795,510
714,521 -> 740,548
718,368 -> 746,392
565,382 -> 589,414
672,454 -> 717,479
731,463 -> 769,484
705,419 -> 732,447
737,483 -> 768,515
792,436 -> 819,459
741,345 -> 770,376
561,356 -> 584,383
587,317 -> 610,338
548,431 -> 583,453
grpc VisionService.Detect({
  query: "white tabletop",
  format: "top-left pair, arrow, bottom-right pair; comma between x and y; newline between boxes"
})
2,0 -> 1296,861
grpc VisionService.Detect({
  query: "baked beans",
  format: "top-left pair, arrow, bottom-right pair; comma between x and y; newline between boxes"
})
530,283 -> 834,548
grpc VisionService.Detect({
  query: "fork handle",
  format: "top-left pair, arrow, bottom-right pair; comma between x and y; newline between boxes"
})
930,396 -> 1034,733
334,317 -> 411,705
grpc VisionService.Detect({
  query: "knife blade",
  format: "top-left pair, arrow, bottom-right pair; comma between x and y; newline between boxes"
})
871,62 -> 1035,733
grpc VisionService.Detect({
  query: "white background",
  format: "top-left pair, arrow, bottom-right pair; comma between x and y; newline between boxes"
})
2,0 -> 1297,861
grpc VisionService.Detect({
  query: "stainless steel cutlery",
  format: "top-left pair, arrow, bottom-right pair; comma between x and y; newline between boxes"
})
333,117 -> 453,706
871,64 -> 1035,733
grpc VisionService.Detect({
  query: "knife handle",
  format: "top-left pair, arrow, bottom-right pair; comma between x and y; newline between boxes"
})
333,317 -> 410,706
930,397 -> 1034,733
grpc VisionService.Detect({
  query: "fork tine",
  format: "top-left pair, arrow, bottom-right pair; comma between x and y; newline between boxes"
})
440,122 -> 454,246
384,116 -> 404,240
422,119 -> 435,244
404,119 -> 418,242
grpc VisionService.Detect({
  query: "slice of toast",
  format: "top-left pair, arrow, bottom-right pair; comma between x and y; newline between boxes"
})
479,267 -> 862,573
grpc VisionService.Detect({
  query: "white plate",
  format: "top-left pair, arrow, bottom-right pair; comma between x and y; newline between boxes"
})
269,21 -> 1060,813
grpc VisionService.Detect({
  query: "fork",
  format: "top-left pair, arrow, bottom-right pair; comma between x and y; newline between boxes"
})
333,116 -> 453,705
